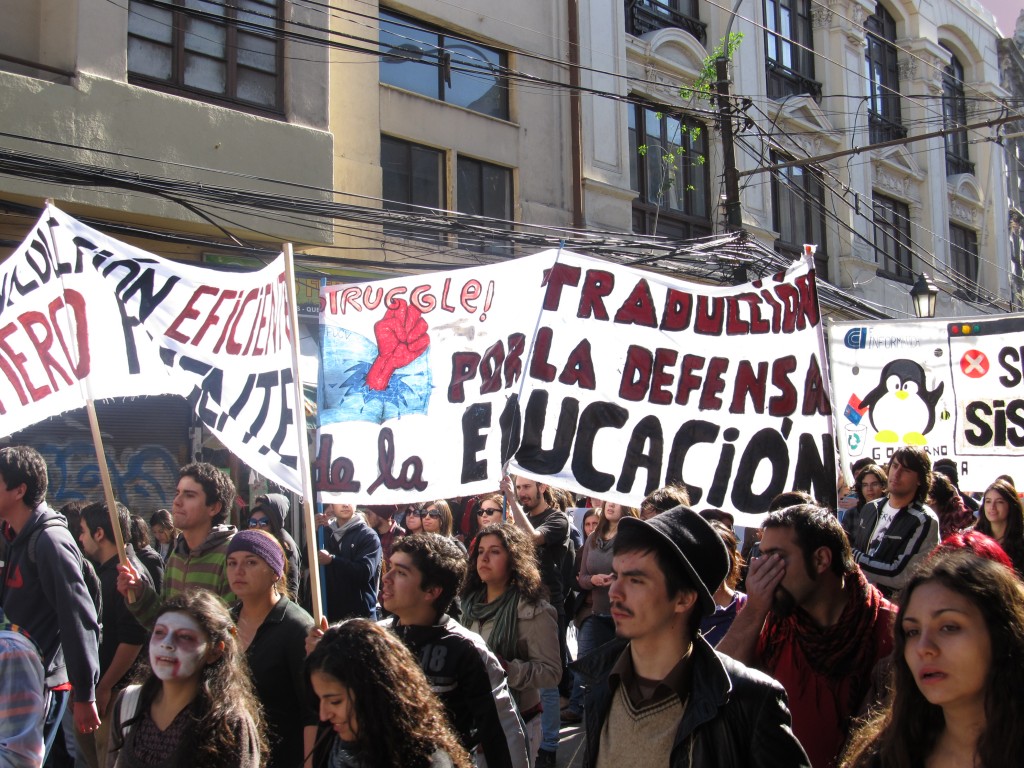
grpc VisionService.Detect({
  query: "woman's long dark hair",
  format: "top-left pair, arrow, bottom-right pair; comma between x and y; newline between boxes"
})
462,523 -> 546,603
305,619 -> 471,768
841,550 -> 1024,768
118,589 -> 266,767
976,480 -> 1024,557
854,465 -> 887,509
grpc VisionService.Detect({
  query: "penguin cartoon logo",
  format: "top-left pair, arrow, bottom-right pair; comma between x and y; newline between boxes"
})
859,359 -> 944,445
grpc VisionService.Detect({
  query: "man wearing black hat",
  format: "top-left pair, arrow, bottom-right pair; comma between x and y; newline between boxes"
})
572,505 -> 809,768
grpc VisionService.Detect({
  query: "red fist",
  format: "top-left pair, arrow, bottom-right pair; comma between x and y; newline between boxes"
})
366,301 -> 429,391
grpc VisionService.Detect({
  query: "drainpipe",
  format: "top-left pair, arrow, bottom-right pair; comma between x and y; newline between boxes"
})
568,0 -> 585,228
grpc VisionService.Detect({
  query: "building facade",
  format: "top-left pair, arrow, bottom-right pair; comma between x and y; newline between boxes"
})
579,0 -> 1013,319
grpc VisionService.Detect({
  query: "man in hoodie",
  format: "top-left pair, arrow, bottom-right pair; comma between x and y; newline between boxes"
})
248,493 -> 301,599
118,462 -> 237,625
0,446 -> 101,736
317,502 -> 382,621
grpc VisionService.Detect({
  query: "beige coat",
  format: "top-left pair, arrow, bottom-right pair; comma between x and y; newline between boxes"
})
465,598 -> 561,715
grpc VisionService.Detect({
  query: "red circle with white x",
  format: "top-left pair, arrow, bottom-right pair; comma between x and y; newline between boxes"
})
960,350 -> 989,378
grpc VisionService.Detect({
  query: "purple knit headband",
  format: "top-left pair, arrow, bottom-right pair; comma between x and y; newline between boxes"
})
227,530 -> 285,578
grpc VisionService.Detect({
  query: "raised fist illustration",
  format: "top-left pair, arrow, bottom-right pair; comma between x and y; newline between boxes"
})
366,300 -> 430,390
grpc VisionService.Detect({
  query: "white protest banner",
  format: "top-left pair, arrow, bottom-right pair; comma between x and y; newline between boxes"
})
318,250 -> 835,521
0,207 -> 303,494
317,253 -> 551,503
507,252 -> 835,523
829,315 -> 1024,491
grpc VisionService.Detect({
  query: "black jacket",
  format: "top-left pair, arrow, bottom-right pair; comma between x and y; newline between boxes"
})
849,497 -> 939,595
573,636 -> 810,768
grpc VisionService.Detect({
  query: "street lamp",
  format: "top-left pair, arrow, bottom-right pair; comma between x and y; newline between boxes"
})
910,272 -> 938,318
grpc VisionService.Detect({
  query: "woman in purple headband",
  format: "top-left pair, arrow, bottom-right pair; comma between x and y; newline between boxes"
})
228,529 -> 317,768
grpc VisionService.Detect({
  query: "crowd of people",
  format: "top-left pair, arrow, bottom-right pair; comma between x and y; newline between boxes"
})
2,442 -> 1024,768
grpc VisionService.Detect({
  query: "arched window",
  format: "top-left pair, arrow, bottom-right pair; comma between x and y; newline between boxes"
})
865,3 -> 904,143
942,47 -> 973,175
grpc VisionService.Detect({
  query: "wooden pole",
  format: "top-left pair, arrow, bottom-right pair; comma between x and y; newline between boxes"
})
43,199 -> 133,599
283,244 -> 323,625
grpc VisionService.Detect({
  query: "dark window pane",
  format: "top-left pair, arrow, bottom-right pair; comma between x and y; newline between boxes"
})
872,194 -> 912,280
865,3 -> 904,142
410,146 -> 443,208
771,151 -> 828,279
457,156 -> 512,253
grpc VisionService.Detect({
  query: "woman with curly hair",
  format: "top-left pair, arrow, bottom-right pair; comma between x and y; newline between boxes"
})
841,549 -> 1024,768
975,479 -> 1024,576
928,473 -> 975,539
460,523 -> 560,765
305,618 -> 472,768
106,588 -> 266,767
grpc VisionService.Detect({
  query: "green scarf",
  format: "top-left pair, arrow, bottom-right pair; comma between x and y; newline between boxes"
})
462,586 -> 520,663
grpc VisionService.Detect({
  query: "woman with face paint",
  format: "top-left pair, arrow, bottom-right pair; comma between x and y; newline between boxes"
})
305,619 -> 472,768
228,530 -> 317,768
105,589 -> 266,768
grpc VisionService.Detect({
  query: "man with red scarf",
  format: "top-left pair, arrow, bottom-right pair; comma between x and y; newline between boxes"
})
717,504 -> 896,768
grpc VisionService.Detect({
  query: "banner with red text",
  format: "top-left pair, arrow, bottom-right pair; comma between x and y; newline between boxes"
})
830,315 -> 1024,492
318,251 -> 835,521
0,207 -> 302,493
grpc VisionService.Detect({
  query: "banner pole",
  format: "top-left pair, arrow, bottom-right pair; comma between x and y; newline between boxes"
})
283,244 -> 323,625
43,200 -> 133,600
84,395 -> 133,577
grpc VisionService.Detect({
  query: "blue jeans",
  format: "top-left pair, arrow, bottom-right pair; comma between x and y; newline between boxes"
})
568,615 -> 616,714
539,686 -> 560,752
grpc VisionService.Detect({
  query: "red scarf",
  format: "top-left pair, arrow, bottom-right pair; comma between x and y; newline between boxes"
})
760,568 -> 893,712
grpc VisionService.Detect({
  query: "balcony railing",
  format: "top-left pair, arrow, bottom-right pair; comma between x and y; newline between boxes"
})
766,60 -> 822,102
945,151 -> 975,177
625,0 -> 707,45
868,113 -> 908,144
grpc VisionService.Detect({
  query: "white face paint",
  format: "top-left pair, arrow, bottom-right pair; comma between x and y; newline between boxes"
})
149,612 -> 209,681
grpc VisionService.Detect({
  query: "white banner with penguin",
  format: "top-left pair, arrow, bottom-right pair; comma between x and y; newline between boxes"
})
318,250 -> 836,521
829,315 -> 1024,492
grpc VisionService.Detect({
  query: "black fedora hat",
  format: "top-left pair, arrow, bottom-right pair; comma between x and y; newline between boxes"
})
617,505 -> 730,617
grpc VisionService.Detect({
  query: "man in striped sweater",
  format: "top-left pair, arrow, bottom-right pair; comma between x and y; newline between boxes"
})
118,462 -> 237,626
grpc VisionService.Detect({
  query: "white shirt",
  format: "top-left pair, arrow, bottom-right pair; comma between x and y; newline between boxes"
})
868,500 -> 900,555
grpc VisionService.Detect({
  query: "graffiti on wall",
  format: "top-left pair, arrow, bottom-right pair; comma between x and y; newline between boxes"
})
37,441 -> 180,512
